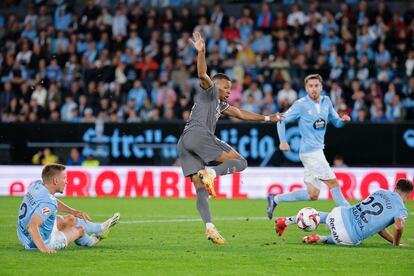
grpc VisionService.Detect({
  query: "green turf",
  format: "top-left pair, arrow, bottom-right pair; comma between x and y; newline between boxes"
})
0,197 -> 413,275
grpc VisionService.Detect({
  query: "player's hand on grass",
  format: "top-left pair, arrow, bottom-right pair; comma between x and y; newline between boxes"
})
190,32 -> 205,53
340,114 -> 351,122
269,113 -> 284,122
40,247 -> 56,254
73,210 -> 91,221
279,141 -> 290,151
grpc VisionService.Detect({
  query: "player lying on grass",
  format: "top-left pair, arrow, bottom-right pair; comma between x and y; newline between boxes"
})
17,163 -> 120,253
177,32 -> 283,244
274,179 -> 412,246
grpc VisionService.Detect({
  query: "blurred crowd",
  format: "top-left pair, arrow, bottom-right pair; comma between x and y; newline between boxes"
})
0,0 -> 413,124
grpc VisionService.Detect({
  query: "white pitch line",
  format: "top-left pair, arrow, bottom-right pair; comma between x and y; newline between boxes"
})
0,216 -> 267,228
119,216 -> 267,224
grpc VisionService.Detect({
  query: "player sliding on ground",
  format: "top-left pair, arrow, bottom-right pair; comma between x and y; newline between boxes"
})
177,32 -> 283,244
17,163 -> 120,253
275,179 -> 412,246
267,74 -> 351,219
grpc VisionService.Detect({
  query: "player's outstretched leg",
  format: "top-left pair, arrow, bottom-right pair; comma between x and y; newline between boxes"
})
303,235 -> 334,244
97,213 -> 121,239
275,211 -> 329,236
323,179 -> 350,207
266,189 -> 312,219
274,216 -> 295,236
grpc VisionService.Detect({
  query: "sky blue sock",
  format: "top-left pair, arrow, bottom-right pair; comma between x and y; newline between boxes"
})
319,235 -> 335,244
76,218 -> 102,235
319,212 -> 329,224
331,187 -> 350,207
275,189 -> 310,204
75,234 -> 96,247
286,216 -> 296,225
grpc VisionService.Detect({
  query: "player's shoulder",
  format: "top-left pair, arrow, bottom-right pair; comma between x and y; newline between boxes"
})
373,188 -> 393,197
322,95 -> 332,103
30,180 -> 56,204
296,96 -> 307,103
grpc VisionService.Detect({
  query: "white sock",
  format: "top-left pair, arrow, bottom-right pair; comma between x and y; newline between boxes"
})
206,222 -> 215,229
209,169 -> 217,179
285,216 -> 296,225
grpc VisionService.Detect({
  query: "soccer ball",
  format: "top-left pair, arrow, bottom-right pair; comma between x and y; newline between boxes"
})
296,207 -> 320,231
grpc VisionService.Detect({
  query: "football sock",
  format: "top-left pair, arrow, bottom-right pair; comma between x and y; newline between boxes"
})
286,216 -> 296,225
213,158 -> 247,175
206,222 -> 215,229
319,235 -> 335,244
331,187 -> 351,207
76,218 -> 102,235
274,189 -> 310,204
319,212 -> 329,224
196,188 -> 212,224
75,234 -> 97,247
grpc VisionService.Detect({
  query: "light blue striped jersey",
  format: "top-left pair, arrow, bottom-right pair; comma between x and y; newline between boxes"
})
342,189 -> 408,244
277,95 -> 344,153
17,180 -> 58,248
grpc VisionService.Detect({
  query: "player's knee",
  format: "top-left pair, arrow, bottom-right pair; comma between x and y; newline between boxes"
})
309,190 -> 320,200
76,226 -> 85,236
238,158 -> 248,171
326,179 -> 339,189
66,215 -> 76,226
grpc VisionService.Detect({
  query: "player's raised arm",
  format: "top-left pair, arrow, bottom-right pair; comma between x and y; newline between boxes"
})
222,105 -> 283,122
190,32 -> 213,90
27,214 -> 56,253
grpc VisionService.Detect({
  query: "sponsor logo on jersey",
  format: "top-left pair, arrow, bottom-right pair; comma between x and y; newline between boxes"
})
42,207 -> 50,215
313,118 -> 326,130
329,217 -> 343,244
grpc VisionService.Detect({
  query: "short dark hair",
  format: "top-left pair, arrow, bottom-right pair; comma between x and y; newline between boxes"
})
212,73 -> 231,81
304,74 -> 323,84
395,179 -> 413,194
41,163 -> 66,184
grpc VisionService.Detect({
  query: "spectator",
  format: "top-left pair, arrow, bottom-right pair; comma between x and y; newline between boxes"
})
67,147 -> 85,166
333,155 -> 348,168
82,155 -> 100,166
0,1 -> 412,124
32,147 -> 59,165
277,82 -> 297,111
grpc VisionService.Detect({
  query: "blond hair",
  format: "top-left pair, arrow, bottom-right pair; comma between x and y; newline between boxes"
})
41,163 -> 66,184
304,74 -> 323,84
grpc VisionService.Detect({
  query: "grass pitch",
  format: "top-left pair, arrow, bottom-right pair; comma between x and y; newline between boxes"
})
0,197 -> 413,275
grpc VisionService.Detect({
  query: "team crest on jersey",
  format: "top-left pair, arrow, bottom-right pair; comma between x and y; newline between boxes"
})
42,207 -> 50,215
313,118 -> 326,130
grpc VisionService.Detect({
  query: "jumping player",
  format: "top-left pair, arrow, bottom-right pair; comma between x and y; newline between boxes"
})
178,32 -> 283,244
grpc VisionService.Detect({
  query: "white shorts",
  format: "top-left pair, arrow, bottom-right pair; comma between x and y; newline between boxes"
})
299,150 -> 336,189
45,220 -> 68,250
326,207 -> 358,246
